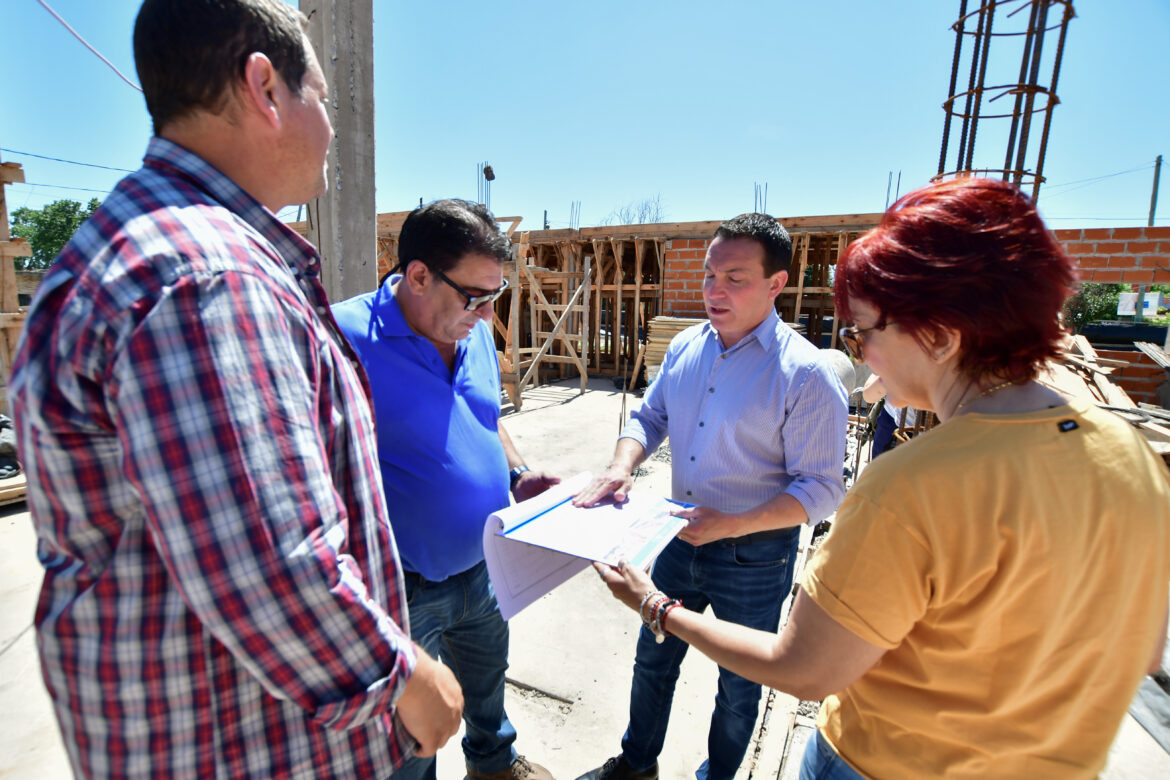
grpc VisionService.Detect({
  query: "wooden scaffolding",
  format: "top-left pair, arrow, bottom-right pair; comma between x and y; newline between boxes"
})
0,152 -> 29,504
777,229 -> 869,350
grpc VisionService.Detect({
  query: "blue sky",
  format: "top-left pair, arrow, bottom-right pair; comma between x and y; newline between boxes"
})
2,1 -> 1167,230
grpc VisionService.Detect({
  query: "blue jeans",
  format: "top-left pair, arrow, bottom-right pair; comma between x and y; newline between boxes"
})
394,561 -> 516,780
620,530 -> 800,780
800,730 -> 865,780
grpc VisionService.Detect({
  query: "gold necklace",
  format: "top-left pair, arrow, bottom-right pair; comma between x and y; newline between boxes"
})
955,380 -> 1015,412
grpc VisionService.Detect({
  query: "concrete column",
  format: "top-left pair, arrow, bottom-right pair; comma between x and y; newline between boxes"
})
299,0 -> 376,301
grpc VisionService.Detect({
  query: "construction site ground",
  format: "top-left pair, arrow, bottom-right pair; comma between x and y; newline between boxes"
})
1,376 -> 1167,779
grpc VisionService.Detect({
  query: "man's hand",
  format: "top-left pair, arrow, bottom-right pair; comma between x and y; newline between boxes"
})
395,646 -> 463,758
511,469 -> 561,503
674,505 -> 741,546
573,463 -> 634,507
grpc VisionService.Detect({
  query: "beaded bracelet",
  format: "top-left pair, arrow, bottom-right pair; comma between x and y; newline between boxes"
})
639,590 -> 666,624
660,600 -> 683,637
650,597 -> 681,643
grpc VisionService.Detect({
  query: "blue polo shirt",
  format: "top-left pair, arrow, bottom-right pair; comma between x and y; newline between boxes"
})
332,277 -> 509,581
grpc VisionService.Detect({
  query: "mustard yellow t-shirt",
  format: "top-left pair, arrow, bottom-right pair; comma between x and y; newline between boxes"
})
803,400 -> 1170,779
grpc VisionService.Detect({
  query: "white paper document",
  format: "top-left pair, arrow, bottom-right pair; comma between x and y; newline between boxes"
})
483,472 -> 687,620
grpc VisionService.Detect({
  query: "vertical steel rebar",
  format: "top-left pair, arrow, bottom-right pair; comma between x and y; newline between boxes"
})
938,0 -> 970,177
1031,0 -> 1074,200
937,0 -> 1074,200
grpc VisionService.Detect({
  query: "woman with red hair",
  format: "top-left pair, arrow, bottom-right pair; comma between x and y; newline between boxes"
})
593,178 -> 1170,779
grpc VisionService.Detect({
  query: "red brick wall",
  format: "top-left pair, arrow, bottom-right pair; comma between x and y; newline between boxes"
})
657,225 -> 1170,405
1055,225 -> 1170,405
662,238 -> 710,316
1097,348 -> 1167,406
1055,226 -> 1170,285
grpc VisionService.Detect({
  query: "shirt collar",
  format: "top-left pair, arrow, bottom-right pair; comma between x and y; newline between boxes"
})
707,307 -> 783,353
372,275 -> 416,339
142,137 -> 320,278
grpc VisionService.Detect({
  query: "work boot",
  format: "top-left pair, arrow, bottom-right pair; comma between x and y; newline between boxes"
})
467,755 -> 554,780
575,755 -> 658,780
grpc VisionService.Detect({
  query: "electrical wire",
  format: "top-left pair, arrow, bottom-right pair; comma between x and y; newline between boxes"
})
1045,162 -> 1155,190
1,147 -> 135,173
36,0 -> 142,93
1044,216 -> 1168,223
1042,162 -> 1157,201
17,182 -> 111,194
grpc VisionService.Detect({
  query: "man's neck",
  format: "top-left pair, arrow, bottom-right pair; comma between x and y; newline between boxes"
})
394,280 -> 458,371
716,312 -> 772,350
160,118 -> 280,212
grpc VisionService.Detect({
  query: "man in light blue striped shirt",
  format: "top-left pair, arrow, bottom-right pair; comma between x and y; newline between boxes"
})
575,214 -> 848,780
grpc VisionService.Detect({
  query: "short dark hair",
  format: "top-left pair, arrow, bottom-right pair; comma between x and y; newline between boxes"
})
714,213 -> 793,276
134,0 -> 310,134
396,200 -> 511,279
834,177 -> 1077,384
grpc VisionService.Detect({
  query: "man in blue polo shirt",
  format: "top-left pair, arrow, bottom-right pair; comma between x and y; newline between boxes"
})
332,199 -> 559,780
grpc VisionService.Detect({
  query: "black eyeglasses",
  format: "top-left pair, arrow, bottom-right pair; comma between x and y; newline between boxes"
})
839,323 -> 885,361
430,266 -> 509,311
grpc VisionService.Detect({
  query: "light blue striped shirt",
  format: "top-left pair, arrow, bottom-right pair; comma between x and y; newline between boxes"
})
623,310 -> 848,524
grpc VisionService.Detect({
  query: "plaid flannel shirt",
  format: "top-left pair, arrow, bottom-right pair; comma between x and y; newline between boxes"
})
10,137 -> 418,779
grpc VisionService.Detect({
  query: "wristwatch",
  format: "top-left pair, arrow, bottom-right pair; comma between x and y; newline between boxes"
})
509,465 -> 530,488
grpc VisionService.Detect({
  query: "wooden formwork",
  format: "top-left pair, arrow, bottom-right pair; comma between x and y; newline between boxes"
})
494,258 -> 591,410
1,156 -> 31,417
0,153 -> 29,504
776,230 -> 867,350
512,228 -> 666,383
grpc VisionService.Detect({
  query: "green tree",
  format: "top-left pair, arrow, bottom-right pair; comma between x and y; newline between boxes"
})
9,197 -> 101,269
1063,282 -> 1127,333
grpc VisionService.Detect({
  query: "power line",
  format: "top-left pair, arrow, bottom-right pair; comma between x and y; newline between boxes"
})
17,182 -> 111,194
1044,216 -> 1169,223
1041,163 -> 1156,201
1,147 -> 135,173
1045,162 -> 1155,190
36,0 -> 142,93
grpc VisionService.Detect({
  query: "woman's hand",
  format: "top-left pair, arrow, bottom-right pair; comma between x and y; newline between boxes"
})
592,559 -> 656,613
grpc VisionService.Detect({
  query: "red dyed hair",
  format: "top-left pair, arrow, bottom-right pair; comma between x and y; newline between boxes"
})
834,177 -> 1078,384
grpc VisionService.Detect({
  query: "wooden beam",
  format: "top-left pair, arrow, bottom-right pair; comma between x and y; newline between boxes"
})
0,162 -> 26,185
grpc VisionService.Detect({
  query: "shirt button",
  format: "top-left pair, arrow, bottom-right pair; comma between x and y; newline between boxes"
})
698,422 -> 704,427
690,456 -> 695,462
316,305 -> 327,315
708,387 -> 714,393
686,491 -> 692,496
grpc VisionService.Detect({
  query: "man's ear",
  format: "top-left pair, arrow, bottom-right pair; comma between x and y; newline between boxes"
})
769,270 -> 789,297
403,260 -> 431,294
239,52 -> 282,130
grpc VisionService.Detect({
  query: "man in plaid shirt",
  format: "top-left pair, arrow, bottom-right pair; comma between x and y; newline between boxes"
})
9,1 -> 462,777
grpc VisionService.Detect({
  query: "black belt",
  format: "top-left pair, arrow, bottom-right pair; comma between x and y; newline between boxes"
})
716,527 -> 799,547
